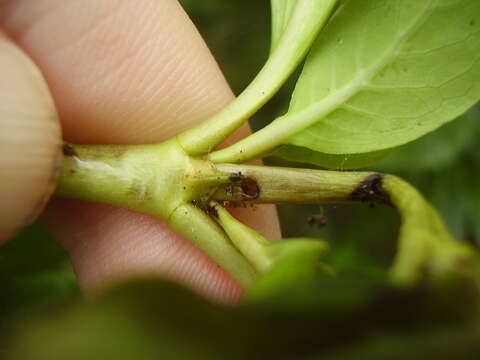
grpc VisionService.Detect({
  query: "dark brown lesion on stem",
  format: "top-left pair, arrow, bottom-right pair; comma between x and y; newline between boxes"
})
205,204 -> 219,218
62,143 -> 78,157
189,199 -> 219,218
212,164 -> 385,205
350,174 -> 392,206
239,177 -> 260,200
219,172 -> 261,202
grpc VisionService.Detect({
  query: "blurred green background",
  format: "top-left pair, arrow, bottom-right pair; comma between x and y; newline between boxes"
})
1,1 -> 479,358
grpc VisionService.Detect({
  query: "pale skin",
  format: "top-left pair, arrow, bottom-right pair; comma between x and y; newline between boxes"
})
0,0 -> 280,303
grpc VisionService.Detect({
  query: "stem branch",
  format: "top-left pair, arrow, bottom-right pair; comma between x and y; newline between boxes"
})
211,163 -> 480,285
178,0 -> 338,155
212,163 -> 377,205
56,144 -> 480,289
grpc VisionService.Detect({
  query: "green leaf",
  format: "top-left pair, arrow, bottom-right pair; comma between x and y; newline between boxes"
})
274,145 -> 391,169
214,0 -> 480,167
285,0 -> 480,158
275,103 -> 477,169
270,0 -> 298,52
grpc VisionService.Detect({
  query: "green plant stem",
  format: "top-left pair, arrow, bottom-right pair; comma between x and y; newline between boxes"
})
211,200 -> 332,293
207,81 -> 357,164
168,203 -> 257,287
210,163 -> 480,285
56,144 -> 480,289
212,163 -> 373,204
177,0 -> 338,156
56,142 -> 257,288
212,202 -> 272,273
383,176 -> 480,286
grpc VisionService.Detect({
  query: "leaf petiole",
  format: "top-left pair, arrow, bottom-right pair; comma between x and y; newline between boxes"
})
177,0 -> 338,156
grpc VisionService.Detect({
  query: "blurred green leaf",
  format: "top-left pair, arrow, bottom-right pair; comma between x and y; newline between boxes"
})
318,327 -> 480,360
415,157 -> 480,245
247,238 -> 330,305
0,223 -> 78,310
5,277 -> 480,360
0,222 -> 67,276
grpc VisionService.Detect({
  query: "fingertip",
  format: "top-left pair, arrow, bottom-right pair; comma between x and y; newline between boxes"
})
0,0 -> 235,144
0,0 -> 281,300
42,199 -> 244,304
0,34 -> 61,243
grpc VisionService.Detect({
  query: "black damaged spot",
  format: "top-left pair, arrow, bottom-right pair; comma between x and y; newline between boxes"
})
205,205 -> 218,218
240,177 -> 260,200
62,143 -> 78,157
350,174 -> 392,206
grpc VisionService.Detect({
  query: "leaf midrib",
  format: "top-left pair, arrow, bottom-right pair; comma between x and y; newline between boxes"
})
287,0 -> 438,140
219,0 -> 438,161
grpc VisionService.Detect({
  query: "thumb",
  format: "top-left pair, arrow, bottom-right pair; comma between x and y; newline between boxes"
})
0,34 -> 61,243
